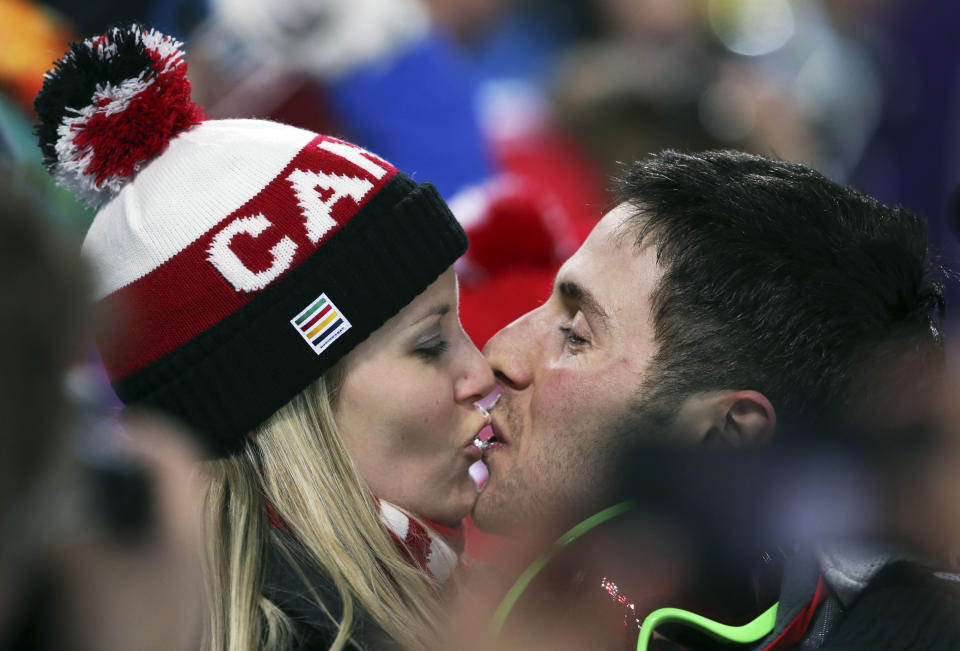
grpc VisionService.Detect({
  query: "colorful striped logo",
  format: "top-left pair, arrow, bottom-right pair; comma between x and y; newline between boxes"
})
291,293 -> 351,354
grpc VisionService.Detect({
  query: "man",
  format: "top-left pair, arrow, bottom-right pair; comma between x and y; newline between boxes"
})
474,149 -> 944,534
468,150 -> 958,647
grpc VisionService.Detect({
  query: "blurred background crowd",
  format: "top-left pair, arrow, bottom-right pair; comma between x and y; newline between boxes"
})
4,0 -> 960,335
1,0 -> 959,648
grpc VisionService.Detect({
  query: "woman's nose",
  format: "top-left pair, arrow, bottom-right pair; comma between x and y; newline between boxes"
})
456,338 -> 497,404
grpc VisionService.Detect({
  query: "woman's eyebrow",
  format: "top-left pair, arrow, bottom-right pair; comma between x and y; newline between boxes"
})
409,303 -> 451,326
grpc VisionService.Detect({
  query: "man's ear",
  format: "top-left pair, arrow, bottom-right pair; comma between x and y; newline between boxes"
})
675,390 -> 777,447
715,390 -> 777,446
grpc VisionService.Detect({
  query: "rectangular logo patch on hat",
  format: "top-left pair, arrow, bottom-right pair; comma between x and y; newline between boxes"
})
291,293 -> 352,354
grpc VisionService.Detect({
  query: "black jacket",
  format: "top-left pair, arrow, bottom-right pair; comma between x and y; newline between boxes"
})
814,562 -> 960,650
263,539 -> 394,650
748,552 -> 960,651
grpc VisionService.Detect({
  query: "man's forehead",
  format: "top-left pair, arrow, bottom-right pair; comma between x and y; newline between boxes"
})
553,203 -> 662,323
553,253 -> 594,303
552,235 -> 620,320
556,204 -> 640,283
594,202 -> 639,243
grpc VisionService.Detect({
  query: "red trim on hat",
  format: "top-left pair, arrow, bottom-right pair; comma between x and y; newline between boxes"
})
97,135 -> 397,381
761,575 -> 829,651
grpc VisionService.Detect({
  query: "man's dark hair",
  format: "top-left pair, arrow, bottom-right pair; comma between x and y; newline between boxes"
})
616,150 -> 945,439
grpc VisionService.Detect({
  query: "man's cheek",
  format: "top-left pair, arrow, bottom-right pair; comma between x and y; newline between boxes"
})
536,369 -> 592,424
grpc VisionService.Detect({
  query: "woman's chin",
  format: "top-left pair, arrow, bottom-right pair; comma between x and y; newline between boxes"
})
427,484 -> 477,527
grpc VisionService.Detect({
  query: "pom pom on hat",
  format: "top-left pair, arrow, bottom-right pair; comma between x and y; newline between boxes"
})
34,25 -> 206,207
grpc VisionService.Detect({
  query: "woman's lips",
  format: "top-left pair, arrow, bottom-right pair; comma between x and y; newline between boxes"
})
465,441 -> 483,461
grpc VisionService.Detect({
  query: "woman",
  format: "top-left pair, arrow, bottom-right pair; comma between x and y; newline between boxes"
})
35,25 -> 495,650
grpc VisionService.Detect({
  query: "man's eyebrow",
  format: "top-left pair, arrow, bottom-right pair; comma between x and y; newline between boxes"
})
557,281 -> 608,322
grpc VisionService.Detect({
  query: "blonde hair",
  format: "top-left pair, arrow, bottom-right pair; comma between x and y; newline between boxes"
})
199,372 -> 445,651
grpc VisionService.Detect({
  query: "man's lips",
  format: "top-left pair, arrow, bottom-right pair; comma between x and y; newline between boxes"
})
473,419 -> 507,453
489,418 -> 508,445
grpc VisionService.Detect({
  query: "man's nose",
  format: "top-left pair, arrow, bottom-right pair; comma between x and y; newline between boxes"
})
483,310 -> 537,391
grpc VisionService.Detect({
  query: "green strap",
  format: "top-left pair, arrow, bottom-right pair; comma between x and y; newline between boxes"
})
488,499 -> 779,650
636,601 -> 779,651
489,500 -> 635,636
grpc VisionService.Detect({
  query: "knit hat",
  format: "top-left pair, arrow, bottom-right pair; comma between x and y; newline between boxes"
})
34,25 -> 467,457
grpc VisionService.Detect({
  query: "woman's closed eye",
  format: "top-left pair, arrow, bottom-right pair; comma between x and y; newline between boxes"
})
415,339 -> 450,360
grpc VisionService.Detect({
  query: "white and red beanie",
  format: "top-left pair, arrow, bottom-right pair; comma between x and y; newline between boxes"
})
34,25 -> 467,456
